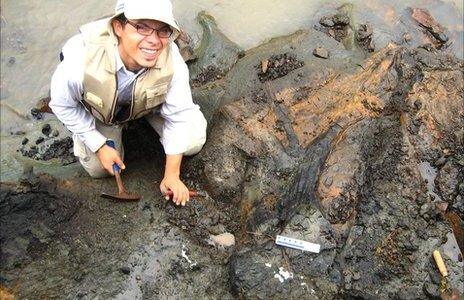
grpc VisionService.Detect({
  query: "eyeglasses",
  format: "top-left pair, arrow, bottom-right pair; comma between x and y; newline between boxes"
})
126,20 -> 173,38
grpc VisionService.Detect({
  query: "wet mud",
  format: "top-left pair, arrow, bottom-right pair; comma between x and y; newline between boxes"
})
1,3 -> 463,300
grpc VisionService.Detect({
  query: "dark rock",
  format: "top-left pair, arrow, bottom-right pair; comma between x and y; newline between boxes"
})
41,124 -> 51,136
332,13 -> 350,26
319,16 -> 334,27
315,5 -> 353,43
30,108 -> 43,120
191,65 -> 225,87
256,53 -> 304,82
356,24 -> 375,52
35,137 -> 45,145
8,56 -> 15,65
313,47 -> 330,59
19,136 -> 76,165
120,266 -> 131,275
21,138 -> 29,145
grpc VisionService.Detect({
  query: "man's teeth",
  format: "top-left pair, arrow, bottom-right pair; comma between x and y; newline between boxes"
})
141,48 -> 157,54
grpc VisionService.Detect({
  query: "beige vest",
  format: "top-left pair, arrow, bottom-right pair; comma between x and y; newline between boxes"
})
80,18 -> 174,124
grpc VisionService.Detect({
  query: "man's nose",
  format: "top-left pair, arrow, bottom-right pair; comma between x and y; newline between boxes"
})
145,31 -> 162,45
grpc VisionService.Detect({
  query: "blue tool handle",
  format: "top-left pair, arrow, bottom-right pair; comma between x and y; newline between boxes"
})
105,140 -> 120,173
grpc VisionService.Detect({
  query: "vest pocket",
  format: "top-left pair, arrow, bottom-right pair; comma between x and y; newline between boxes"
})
145,84 -> 168,110
85,92 -> 104,108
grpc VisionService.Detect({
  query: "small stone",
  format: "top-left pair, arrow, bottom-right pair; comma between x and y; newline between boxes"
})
41,124 -> 51,136
352,272 -> 361,281
435,32 -> 448,43
35,137 -> 45,144
136,275 -> 141,281
8,57 -> 16,65
120,266 -> 131,275
52,129 -> 59,137
403,32 -> 412,43
209,232 -> 235,247
261,59 -> 269,74
319,16 -> 334,27
30,108 -> 43,120
313,47 -> 329,59
21,138 -> 29,145
332,13 -> 350,26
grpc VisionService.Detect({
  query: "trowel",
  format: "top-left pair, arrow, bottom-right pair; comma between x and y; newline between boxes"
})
100,140 -> 141,202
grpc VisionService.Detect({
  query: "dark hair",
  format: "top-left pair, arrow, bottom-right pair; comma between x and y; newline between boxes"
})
115,13 -> 127,25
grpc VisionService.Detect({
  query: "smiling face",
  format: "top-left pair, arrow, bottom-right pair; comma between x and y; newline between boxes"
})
112,18 -> 170,72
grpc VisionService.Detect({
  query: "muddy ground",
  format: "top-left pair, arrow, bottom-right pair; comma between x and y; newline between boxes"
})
1,4 -> 463,300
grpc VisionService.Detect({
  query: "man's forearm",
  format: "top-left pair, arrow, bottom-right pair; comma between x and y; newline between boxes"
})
164,154 -> 183,178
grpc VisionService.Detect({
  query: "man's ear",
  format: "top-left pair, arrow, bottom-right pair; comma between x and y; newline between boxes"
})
112,19 -> 123,38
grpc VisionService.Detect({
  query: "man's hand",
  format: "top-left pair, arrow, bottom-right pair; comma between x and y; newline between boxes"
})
160,175 -> 189,206
160,154 -> 189,206
96,144 -> 125,175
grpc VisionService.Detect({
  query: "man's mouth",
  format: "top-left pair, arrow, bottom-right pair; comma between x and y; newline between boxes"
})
140,48 -> 157,55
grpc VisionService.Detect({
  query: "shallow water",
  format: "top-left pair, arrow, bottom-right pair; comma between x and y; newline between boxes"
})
173,0 -> 463,50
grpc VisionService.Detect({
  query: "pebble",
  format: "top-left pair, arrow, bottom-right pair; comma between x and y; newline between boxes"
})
435,32 -> 448,43
21,138 -> 29,145
42,124 -> 51,136
136,275 -> 141,281
52,129 -> 60,137
30,108 -> 43,120
313,47 -> 329,59
402,33 -> 412,44
332,13 -> 350,26
120,266 -> 131,275
35,137 -> 45,145
209,232 -> 235,247
319,16 -> 334,27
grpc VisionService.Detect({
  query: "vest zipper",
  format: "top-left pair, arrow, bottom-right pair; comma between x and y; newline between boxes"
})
109,74 -> 119,124
126,76 -> 138,122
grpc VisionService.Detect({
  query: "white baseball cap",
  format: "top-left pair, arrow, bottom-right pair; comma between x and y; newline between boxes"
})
111,0 -> 180,32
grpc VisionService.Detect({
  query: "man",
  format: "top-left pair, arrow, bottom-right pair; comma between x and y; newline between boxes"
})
49,0 -> 207,206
